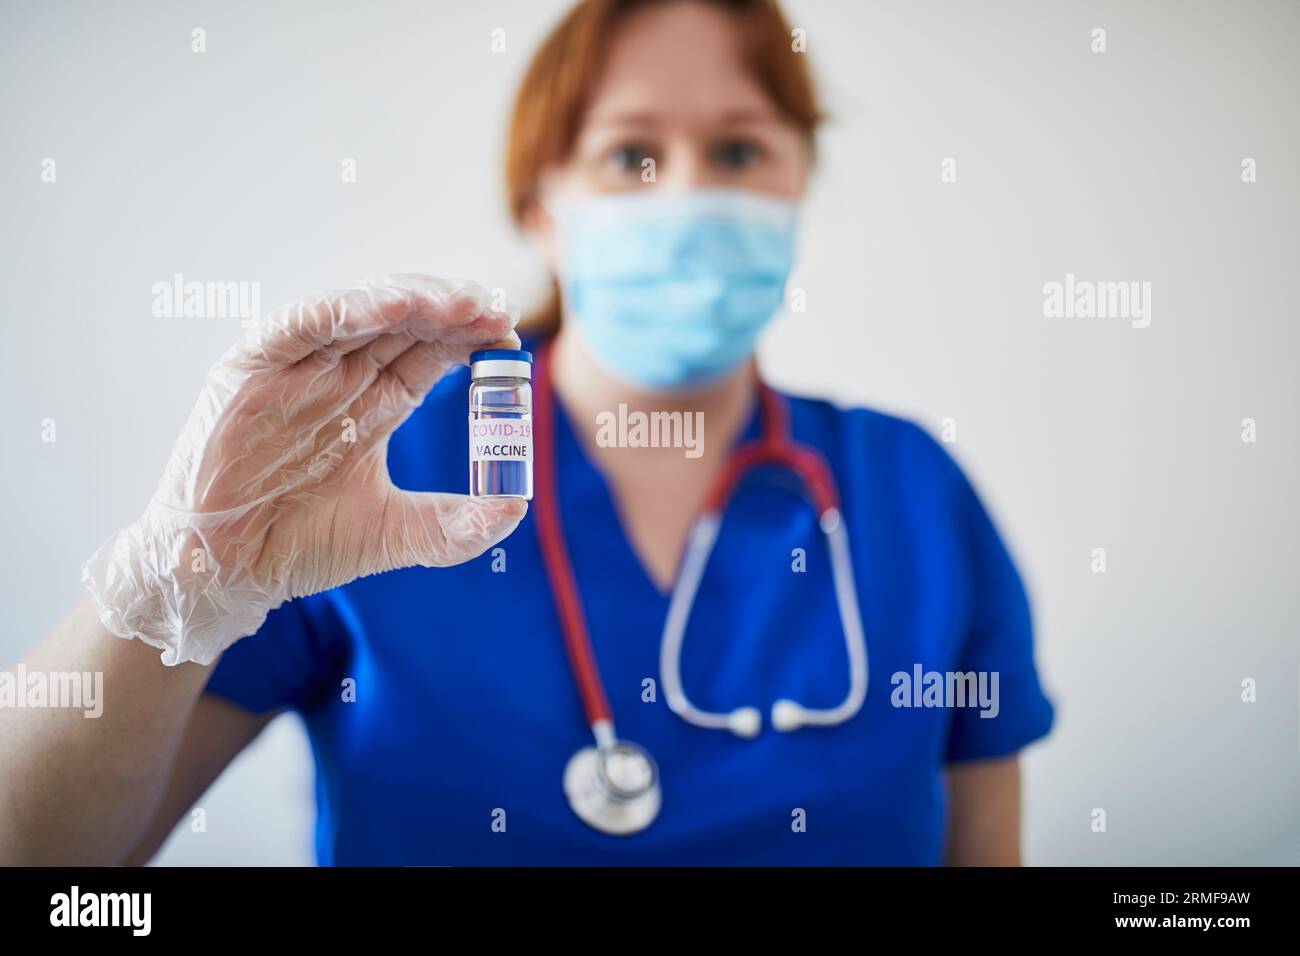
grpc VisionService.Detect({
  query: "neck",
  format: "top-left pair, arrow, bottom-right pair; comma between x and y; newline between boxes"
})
548,323 -> 757,465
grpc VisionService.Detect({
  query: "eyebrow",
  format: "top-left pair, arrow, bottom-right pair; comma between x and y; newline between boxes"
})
585,107 -> 780,128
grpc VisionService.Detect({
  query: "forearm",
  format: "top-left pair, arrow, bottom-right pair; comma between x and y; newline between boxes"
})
944,755 -> 1023,866
0,594 -> 213,865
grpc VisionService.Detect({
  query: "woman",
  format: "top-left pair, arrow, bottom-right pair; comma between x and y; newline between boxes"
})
0,0 -> 1052,865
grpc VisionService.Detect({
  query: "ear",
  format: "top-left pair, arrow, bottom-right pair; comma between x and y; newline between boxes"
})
521,196 -> 558,269
520,196 -> 551,237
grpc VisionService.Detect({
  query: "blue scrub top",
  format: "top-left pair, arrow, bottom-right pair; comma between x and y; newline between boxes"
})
205,339 -> 1054,866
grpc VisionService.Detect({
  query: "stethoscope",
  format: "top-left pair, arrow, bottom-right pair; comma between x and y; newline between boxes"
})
532,343 -> 869,836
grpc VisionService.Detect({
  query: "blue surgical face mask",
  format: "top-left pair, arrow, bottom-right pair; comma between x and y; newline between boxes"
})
551,187 -> 798,390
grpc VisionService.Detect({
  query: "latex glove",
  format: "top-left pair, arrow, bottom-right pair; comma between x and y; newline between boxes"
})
82,275 -> 527,666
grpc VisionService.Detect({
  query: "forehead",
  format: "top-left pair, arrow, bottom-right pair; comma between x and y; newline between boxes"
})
584,2 -> 780,125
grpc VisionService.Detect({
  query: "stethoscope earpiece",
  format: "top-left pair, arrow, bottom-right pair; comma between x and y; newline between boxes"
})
770,699 -> 806,732
726,706 -> 763,738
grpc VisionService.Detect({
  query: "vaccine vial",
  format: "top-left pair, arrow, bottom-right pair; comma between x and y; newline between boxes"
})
468,349 -> 533,499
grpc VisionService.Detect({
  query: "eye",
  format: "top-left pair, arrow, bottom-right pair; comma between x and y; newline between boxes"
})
606,143 -> 654,173
713,138 -> 763,170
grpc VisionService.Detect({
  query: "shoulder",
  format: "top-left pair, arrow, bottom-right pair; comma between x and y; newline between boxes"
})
782,390 -> 1027,603
780,390 -> 1006,572
783,391 -> 968,502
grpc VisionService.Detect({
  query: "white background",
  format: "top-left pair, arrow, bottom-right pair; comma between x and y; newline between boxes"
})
1,0 -> 1296,865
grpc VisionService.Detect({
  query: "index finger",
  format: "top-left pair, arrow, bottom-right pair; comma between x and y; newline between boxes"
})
232,277 -> 508,371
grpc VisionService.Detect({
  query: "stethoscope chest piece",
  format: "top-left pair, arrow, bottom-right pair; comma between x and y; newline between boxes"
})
563,740 -> 661,836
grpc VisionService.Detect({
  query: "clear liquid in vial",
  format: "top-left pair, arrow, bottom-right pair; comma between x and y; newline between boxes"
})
468,398 -> 533,499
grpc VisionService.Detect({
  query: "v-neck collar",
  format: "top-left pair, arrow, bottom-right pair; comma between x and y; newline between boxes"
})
540,342 -> 768,603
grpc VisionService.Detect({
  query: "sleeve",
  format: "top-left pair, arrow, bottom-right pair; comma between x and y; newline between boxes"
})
203,593 -> 348,715
942,456 -> 1055,764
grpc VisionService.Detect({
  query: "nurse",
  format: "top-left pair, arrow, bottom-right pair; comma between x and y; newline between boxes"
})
0,0 -> 1053,866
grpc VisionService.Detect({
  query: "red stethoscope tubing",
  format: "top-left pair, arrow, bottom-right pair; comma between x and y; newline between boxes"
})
532,343 -> 614,727
532,341 -> 842,735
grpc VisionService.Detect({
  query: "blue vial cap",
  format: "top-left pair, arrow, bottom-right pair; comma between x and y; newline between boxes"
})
470,348 -> 533,364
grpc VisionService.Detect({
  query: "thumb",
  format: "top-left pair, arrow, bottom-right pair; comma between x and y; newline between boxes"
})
380,491 -> 528,571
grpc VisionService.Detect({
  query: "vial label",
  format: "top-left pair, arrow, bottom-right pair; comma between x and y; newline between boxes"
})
469,419 -> 533,462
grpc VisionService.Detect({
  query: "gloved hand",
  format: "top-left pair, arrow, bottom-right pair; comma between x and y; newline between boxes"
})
82,274 -> 528,666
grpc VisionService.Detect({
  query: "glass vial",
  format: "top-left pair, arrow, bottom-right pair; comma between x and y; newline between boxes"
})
468,349 -> 533,499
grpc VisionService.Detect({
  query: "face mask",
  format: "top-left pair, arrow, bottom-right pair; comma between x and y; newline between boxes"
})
551,187 -> 798,390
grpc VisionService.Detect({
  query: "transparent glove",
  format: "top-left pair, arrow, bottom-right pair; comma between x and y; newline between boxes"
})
82,274 -> 527,666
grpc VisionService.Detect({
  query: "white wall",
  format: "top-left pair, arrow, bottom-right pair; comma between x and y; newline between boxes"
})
2,0 -> 1296,865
